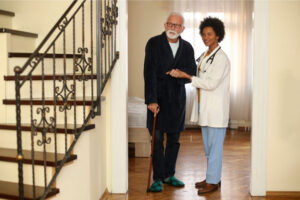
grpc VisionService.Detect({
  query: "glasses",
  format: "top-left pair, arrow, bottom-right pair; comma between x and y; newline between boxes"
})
166,22 -> 182,29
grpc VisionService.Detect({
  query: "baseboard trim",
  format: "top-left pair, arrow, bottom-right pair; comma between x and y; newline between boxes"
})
237,126 -> 251,132
266,191 -> 300,198
99,188 -> 109,200
99,189 -> 127,200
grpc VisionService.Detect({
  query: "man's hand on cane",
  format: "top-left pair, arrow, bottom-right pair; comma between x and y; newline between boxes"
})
148,103 -> 160,117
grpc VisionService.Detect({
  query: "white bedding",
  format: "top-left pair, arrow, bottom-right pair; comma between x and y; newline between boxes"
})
128,97 -> 147,128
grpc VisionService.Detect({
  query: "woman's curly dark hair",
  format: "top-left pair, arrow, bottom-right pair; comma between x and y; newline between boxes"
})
199,17 -> 225,42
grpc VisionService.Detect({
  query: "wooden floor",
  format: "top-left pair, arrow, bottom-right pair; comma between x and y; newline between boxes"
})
104,129 -> 294,200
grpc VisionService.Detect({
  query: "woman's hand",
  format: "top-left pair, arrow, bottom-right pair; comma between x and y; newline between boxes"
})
147,103 -> 160,117
166,69 -> 192,80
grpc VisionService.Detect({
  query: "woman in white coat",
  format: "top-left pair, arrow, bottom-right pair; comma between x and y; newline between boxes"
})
167,17 -> 230,194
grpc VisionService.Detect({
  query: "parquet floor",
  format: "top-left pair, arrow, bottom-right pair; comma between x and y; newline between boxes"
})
104,129 -> 293,200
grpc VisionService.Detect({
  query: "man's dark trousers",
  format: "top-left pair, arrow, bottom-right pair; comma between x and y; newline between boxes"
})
151,129 -> 181,181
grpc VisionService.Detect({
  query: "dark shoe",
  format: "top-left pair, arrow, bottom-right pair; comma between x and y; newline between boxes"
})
197,183 -> 219,195
163,176 -> 185,187
148,181 -> 163,192
195,180 -> 206,188
195,179 -> 221,188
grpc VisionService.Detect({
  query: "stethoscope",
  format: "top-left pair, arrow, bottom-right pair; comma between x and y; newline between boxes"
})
196,47 -> 221,73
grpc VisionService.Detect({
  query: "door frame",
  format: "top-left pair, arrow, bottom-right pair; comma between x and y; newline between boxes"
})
250,0 -> 269,196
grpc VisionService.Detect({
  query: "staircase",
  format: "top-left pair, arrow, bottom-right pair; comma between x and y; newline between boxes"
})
0,0 -> 119,199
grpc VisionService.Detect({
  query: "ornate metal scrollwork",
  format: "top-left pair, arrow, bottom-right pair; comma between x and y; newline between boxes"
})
54,82 -> 75,112
101,0 -> 118,47
32,107 -> 55,129
37,136 -> 51,146
58,17 -> 68,31
29,55 -> 41,69
75,47 -> 92,81
31,107 -> 55,146
111,0 -> 118,25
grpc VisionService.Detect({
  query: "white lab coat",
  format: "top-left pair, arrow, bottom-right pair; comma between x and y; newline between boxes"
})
190,46 -> 230,128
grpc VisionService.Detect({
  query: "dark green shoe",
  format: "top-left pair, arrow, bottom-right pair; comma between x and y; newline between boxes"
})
163,176 -> 185,187
148,180 -> 163,192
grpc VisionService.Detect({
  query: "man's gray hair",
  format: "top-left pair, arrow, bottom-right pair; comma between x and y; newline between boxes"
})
166,12 -> 185,25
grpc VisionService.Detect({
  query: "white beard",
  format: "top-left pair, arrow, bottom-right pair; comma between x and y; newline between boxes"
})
166,30 -> 179,40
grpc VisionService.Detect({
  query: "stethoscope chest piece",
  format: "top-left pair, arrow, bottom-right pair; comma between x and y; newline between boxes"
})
197,47 -> 221,73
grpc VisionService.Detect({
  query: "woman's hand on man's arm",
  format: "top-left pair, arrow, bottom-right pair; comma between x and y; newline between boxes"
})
166,69 -> 192,80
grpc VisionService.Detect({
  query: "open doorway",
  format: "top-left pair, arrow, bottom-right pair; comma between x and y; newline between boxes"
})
127,0 -> 262,198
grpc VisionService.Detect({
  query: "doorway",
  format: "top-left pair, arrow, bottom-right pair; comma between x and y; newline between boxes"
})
126,0 -> 269,196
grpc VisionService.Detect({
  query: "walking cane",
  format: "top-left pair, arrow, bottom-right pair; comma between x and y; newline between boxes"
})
146,114 -> 157,192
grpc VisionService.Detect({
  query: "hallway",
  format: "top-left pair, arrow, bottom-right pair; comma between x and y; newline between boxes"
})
105,129 -> 291,200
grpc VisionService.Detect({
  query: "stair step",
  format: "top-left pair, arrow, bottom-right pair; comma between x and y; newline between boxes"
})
0,123 -> 95,134
0,180 -> 59,200
0,147 -> 77,166
8,52 -> 81,58
3,97 -> 96,106
4,74 -> 97,81
0,10 -> 15,17
0,28 -> 38,38
0,10 -> 14,28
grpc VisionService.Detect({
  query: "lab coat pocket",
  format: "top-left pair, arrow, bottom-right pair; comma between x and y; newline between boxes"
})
190,86 -> 198,123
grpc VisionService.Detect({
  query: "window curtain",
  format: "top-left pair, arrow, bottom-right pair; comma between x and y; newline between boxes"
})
171,0 -> 254,129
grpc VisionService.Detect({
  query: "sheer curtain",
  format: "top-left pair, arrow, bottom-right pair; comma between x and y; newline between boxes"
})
172,0 -> 254,129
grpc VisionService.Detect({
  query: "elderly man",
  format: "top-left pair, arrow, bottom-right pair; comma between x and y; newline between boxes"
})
144,12 -> 196,192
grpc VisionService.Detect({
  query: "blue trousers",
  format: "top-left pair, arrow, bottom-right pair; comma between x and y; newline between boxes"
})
150,129 -> 181,181
201,126 -> 226,184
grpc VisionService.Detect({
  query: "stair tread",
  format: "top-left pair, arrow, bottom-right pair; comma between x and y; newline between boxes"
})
8,52 -> 81,58
0,180 -> 59,200
0,28 -> 38,38
0,123 -> 95,134
0,10 -> 15,17
0,147 -> 77,166
3,97 -> 97,106
4,74 -> 97,81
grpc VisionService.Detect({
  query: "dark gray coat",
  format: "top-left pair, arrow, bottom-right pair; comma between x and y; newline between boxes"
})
144,32 -> 197,133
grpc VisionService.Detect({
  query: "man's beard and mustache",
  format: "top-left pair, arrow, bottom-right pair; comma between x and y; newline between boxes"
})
166,30 -> 180,39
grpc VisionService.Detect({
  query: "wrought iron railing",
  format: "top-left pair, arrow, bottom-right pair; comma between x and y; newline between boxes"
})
14,0 -> 119,199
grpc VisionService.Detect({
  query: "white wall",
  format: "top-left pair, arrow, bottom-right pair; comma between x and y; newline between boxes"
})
128,0 -> 170,98
251,0 -> 300,195
0,0 -> 96,54
110,0 -> 129,193
0,34 -> 9,123
251,0 -> 269,195
267,1 -> 300,191
0,0 -> 72,45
